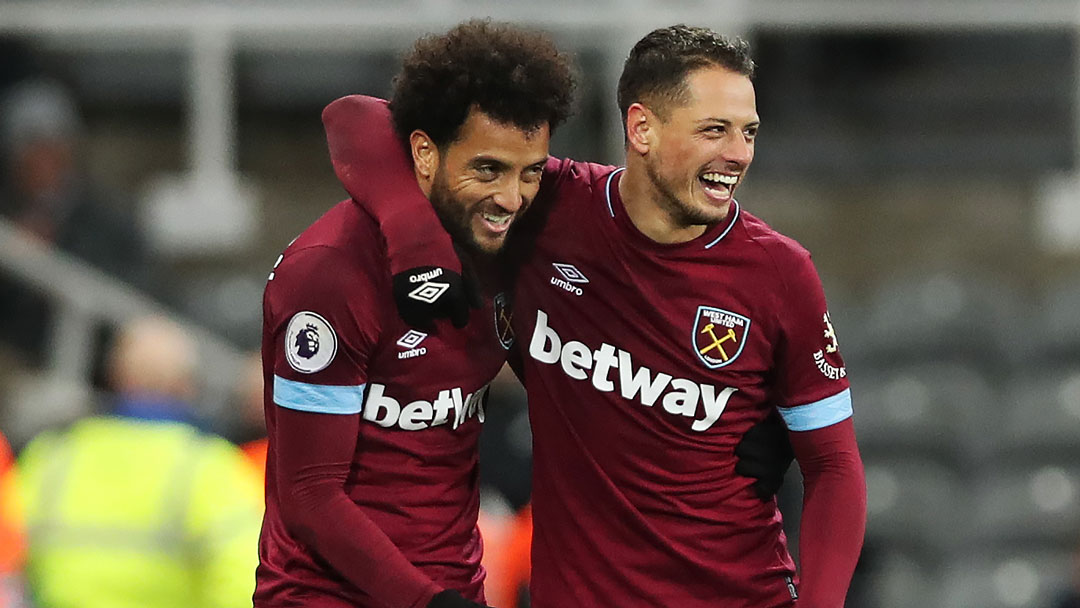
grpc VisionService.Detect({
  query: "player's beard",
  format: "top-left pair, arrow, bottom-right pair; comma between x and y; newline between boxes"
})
644,153 -> 729,228
428,169 -> 497,259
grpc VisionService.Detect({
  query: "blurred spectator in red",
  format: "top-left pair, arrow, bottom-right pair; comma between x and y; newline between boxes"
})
233,351 -> 268,488
478,503 -> 532,608
0,429 -> 26,607
475,366 -> 532,607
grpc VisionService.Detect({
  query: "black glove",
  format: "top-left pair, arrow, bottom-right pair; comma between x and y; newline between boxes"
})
734,410 -> 795,501
426,590 -> 492,608
392,265 -> 474,331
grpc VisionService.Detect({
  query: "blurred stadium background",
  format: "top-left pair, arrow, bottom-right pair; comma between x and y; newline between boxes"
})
0,1 -> 1079,607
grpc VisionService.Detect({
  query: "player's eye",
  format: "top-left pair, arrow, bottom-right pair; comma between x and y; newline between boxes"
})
475,164 -> 498,180
745,126 -> 759,140
522,164 -> 544,183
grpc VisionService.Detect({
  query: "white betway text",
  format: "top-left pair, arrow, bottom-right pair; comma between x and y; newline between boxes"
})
363,383 -> 487,431
528,309 -> 735,432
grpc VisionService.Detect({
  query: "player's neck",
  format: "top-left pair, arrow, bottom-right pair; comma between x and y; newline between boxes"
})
619,160 -> 708,245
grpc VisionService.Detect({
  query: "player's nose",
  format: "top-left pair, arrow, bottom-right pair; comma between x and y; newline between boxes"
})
493,180 -> 524,212
723,133 -> 753,166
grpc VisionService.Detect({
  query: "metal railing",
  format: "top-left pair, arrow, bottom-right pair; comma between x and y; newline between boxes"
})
0,215 -> 247,421
3,0 -> 1075,189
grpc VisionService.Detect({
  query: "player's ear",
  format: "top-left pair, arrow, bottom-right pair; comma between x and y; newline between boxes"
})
410,130 -> 439,180
625,103 -> 653,155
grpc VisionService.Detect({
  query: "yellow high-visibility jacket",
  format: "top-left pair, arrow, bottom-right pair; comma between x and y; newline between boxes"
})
14,416 -> 263,608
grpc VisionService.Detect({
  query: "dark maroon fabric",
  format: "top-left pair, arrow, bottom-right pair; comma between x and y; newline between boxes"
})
270,406 -> 440,608
789,418 -> 866,608
323,95 -> 864,607
255,188 -> 503,605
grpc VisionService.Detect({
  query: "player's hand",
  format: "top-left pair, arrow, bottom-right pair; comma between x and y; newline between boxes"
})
391,246 -> 483,332
392,265 -> 472,331
734,410 -> 795,501
426,589 -> 493,608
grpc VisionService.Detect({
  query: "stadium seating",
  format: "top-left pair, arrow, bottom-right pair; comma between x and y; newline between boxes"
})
1030,274 -> 1080,363
862,457 -> 970,558
967,462 -> 1080,550
855,548 -> 943,608
850,361 -> 997,469
852,273 -> 1026,373
994,365 -> 1080,464
972,462 -> 1080,546
940,548 -> 1074,608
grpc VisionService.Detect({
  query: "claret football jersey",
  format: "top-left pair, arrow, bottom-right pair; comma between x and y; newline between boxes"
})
255,199 -> 509,606
509,158 -> 852,608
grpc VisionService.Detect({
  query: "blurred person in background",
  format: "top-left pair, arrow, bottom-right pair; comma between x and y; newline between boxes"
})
10,315 -> 262,608
0,78 -> 153,366
473,368 -> 531,608
231,351 -> 268,483
332,24 -> 863,608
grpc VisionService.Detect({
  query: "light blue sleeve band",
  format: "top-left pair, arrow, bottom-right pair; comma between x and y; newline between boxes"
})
778,388 -> 852,431
273,375 -> 366,415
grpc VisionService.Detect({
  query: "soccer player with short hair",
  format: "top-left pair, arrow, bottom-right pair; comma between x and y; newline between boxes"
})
330,25 -> 866,608
254,21 -> 574,608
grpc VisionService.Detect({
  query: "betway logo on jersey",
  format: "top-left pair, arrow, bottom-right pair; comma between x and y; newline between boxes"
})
362,383 -> 487,431
528,310 -> 735,432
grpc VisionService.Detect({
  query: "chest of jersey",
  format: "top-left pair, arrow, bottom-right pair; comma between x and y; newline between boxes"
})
361,296 -> 509,439
511,175 -> 782,449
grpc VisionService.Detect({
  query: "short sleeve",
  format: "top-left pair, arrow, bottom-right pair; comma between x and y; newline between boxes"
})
773,250 -> 852,431
263,245 -> 381,415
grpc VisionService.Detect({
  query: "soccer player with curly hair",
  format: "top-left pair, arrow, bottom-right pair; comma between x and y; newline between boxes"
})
254,21 -> 573,608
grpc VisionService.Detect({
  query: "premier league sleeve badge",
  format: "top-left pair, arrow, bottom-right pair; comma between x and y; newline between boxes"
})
285,311 -> 338,373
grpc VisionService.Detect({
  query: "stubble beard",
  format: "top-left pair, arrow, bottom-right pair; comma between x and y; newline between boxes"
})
428,171 -> 493,259
644,154 -> 728,228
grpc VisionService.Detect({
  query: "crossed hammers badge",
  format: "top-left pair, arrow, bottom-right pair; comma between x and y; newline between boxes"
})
693,306 -> 750,369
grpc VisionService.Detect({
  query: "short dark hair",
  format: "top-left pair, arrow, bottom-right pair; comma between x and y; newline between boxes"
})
617,25 -> 755,125
390,20 -> 575,148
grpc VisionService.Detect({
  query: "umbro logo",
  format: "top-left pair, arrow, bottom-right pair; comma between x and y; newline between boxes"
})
397,330 -> 428,349
550,262 -> 587,296
552,263 -> 589,284
397,329 -> 429,359
408,281 -> 450,304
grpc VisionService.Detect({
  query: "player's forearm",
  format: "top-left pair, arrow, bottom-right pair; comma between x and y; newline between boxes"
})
275,407 -> 441,608
322,95 -> 409,202
282,486 -> 440,608
322,95 -> 458,275
789,418 -> 866,608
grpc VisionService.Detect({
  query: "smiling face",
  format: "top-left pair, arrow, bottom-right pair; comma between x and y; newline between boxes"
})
631,65 -> 759,230
412,109 -> 550,256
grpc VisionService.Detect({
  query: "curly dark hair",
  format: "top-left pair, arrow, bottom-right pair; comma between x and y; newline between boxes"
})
617,25 -> 755,126
389,19 -> 575,148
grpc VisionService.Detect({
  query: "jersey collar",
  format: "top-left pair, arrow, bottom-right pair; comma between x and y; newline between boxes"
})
604,167 -> 741,251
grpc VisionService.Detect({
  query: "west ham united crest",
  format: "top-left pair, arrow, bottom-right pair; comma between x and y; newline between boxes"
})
493,292 -> 514,350
285,311 -> 338,373
693,306 -> 750,369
